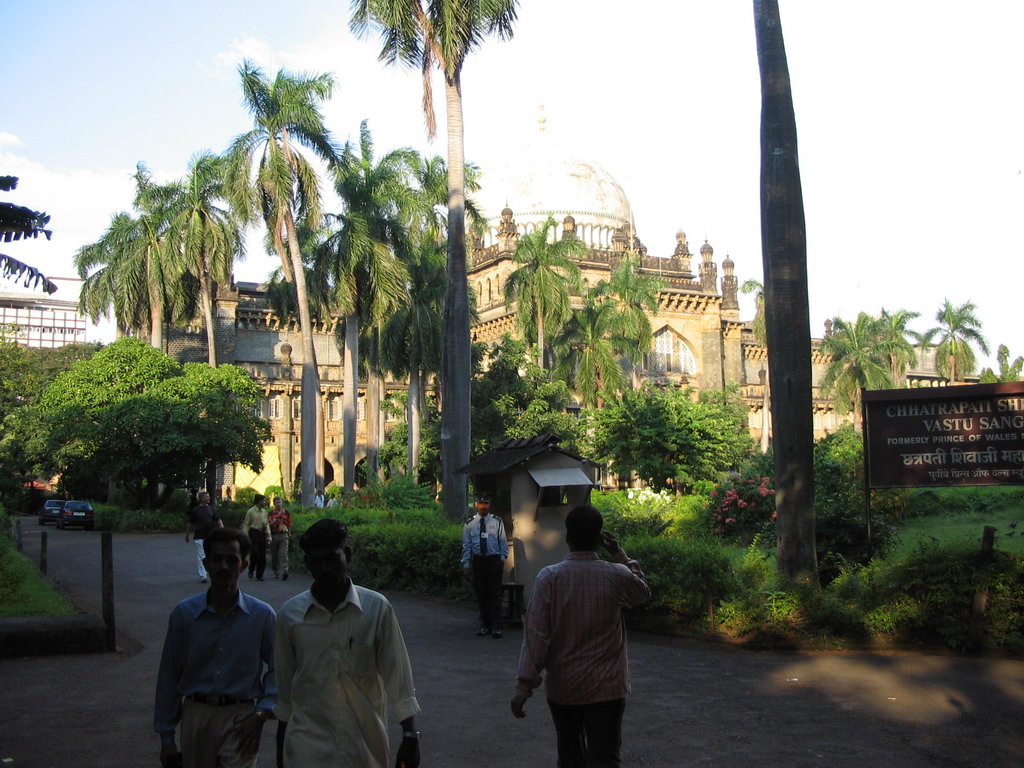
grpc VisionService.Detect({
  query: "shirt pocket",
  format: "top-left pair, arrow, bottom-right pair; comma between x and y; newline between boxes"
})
338,642 -> 376,679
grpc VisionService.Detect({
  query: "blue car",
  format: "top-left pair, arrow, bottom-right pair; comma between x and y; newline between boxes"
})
38,499 -> 65,526
56,501 -> 95,531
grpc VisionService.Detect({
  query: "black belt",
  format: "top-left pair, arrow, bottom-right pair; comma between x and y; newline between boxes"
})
186,693 -> 254,707
473,554 -> 500,558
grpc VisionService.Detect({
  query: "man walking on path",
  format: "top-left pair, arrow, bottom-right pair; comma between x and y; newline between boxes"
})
185,492 -> 222,583
511,505 -> 650,767
268,495 -> 292,580
154,527 -> 277,768
274,519 -> 420,768
461,492 -> 508,637
241,494 -> 271,581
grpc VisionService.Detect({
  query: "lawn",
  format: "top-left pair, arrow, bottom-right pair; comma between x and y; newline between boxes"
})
0,548 -> 77,618
894,510 -> 1024,556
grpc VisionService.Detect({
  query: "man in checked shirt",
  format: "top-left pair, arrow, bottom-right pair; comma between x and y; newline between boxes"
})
511,505 -> 651,767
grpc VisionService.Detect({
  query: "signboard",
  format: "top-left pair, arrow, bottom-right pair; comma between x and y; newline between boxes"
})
863,382 -> 1024,489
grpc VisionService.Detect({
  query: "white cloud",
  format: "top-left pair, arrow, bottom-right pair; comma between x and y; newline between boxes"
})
0,132 -> 24,148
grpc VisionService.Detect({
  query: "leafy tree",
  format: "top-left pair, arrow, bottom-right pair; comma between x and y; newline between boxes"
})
75,164 -> 184,348
30,338 -> 268,506
226,60 -> 338,504
472,335 -> 582,456
0,176 -> 57,294
552,291 -> 629,408
599,253 -> 665,381
588,385 -> 753,492
351,0 -> 519,520
819,312 -> 893,424
171,151 -> 243,366
979,344 -> 1024,383
927,298 -> 990,383
754,0 -> 816,577
504,216 -> 584,367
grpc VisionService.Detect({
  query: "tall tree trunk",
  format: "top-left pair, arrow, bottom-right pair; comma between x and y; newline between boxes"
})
754,0 -> 817,578
408,360 -> 421,483
283,209 -> 322,507
759,364 -> 771,452
147,249 -> 164,351
367,326 -> 381,480
537,313 -> 545,369
440,73 -> 471,520
343,313 -> 359,491
200,271 -> 217,367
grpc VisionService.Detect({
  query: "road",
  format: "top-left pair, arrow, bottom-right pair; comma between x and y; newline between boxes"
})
3,523 -> 1024,767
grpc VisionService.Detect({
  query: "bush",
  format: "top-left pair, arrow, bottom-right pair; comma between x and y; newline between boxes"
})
622,535 -> 736,630
92,504 -> 182,532
703,467 -> 775,545
904,486 -> 1024,518
593,489 -> 708,540
0,518 -> 76,617
234,487 -> 257,506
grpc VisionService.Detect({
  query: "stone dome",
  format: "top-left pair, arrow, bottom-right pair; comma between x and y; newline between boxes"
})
474,140 -> 634,250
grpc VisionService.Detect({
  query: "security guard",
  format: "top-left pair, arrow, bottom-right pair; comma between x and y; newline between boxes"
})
461,492 -> 509,638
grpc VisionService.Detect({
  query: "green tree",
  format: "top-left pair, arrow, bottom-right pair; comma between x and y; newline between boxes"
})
552,291 -> 629,409
927,298 -> 990,383
599,253 -> 665,377
31,338 -> 268,506
979,344 -> 1024,383
588,385 -> 753,492
755,0 -> 817,577
472,335 -> 582,455
76,164 -> 184,348
819,312 -> 893,425
351,0 -> 519,520
877,308 -> 921,388
226,60 -> 338,504
504,216 -> 585,368
171,151 -> 244,366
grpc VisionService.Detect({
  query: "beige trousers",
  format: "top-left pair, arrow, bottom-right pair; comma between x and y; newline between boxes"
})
180,699 -> 257,768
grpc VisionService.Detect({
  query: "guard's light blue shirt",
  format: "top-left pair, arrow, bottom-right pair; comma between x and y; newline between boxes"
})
461,513 -> 509,566
154,590 -> 277,745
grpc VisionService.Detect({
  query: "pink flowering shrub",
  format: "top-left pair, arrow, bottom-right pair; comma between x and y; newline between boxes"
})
704,468 -> 775,544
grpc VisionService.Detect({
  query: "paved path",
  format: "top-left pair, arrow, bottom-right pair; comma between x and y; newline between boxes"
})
4,523 -> 1024,767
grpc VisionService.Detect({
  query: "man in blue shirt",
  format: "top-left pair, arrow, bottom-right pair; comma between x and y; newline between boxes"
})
461,492 -> 509,638
155,527 -> 277,768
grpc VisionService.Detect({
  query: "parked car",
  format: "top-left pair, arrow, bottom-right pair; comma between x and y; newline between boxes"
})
38,499 -> 65,526
57,500 -> 95,530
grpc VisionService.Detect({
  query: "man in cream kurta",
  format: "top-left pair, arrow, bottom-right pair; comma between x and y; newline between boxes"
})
274,519 -> 420,768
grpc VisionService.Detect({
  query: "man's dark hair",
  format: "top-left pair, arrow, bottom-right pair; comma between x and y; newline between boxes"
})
253,493 -> 267,506
299,518 -> 349,552
204,526 -> 251,560
565,505 -> 603,551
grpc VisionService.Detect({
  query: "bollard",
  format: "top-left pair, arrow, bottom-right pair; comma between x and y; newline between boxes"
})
101,532 -> 116,652
40,531 -> 48,575
16,517 -> 23,553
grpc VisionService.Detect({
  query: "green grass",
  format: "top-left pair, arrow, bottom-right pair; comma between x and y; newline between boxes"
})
0,550 -> 77,618
894,510 -> 1024,556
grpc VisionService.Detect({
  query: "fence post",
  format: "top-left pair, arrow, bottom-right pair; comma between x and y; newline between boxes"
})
968,525 -> 997,647
40,530 -> 47,575
16,517 -> 23,553
101,532 -> 116,652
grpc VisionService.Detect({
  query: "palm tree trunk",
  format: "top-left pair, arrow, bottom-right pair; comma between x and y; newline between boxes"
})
408,360 -> 421,483
755,0 -> 816,578
760,365 -> 771,452
283,209 -> 322,506
200,271 -> 217,367
440,73 -> 471,520
367,327 -> 381,480
343,312 -> 359,491
537,313 -> 545,369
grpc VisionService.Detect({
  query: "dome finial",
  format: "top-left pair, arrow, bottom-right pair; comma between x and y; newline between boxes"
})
538,103 -> 546,133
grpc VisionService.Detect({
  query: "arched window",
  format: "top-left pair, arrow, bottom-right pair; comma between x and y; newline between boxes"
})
649,328 -> 698,374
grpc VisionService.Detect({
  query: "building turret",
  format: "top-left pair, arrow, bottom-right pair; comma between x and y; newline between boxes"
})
699,240 -> 717,292
497,207 -> 519,253
721,254 -> 739,313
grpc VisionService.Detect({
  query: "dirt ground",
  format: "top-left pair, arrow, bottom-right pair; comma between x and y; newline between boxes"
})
3,526 -> 1023,767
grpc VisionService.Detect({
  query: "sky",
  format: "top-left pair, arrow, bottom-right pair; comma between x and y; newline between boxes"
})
3,1 -> 1022,368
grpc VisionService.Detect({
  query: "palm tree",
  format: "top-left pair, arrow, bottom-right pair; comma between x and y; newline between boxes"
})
351,0 -> 519,519
741,278 -> 771,451
928,299 -> 990,383
980,344 -> 1024,383
552,291 -> 629,409
314,121 -> 414,489
598,253 -> 665,384
171,151 -> 243,366
381,235 -> 446,481
504,216 -> 585,368
819,312 -> 893,424
225,61 -> 337,504
76,164 -> 182,349
876,308 -> 921,388
755,0 -> 816,577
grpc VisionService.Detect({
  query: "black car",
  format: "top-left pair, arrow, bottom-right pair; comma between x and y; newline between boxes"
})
38,499 -> 65,526
56,501 -> 95,530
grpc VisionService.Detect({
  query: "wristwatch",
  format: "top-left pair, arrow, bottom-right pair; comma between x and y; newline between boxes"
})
402,730 -> 420,740
255,708 -> 270,723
